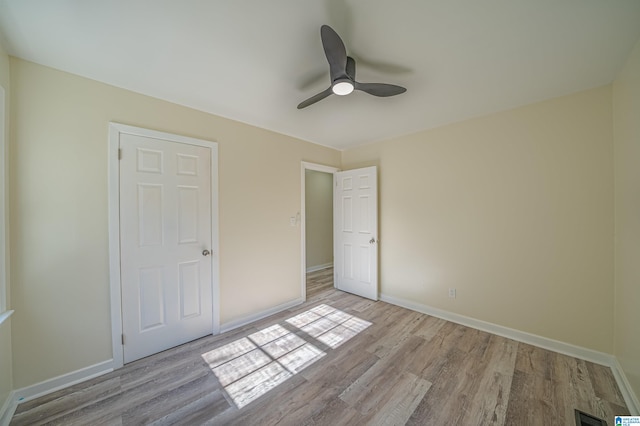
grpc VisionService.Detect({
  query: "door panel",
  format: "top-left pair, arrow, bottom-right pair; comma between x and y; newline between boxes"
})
334,166 -> 378,300
139,266 -> 165,330
138,184 -> 163,246
178,187 -> 199,243
179,260 -> 201,318
120,133 -> 213,363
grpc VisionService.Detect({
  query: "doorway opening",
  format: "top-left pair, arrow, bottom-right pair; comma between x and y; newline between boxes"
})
301,162 -> 338,301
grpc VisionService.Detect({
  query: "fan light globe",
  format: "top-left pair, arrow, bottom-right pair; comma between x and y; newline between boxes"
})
332,80 -> 354,96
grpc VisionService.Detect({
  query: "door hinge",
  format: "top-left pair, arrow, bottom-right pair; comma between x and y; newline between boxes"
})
121,334 -> 125,345
118,148 -> 122,160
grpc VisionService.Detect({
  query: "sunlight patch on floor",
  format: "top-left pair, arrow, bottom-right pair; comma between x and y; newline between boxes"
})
202,304 -> 372,408
288,304 -> 372,349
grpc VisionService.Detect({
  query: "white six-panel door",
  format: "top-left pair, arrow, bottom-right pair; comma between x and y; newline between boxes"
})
119,132 -> 214,363
334,166 -> 378,300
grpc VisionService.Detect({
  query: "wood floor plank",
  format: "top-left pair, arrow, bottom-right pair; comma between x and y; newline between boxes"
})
407,329 -> 511,425
148,388 -> 229,426
122,373 -> 222,425
256,379 -> 356,425
361,371 -> 432,426
514,342 -> 558,380
9,376 -> 122,426
279,337 -> 381,422
365,309 -> 424,358
459,335 -> 518,425
339,361 -> 403,415
349,297 -> 378,313
586,361 -> 628,407
306,267 -> 334,300
207,374 -> 308,425
504,369 -> 559,426
300,334 -> 380,384
44,362 -> 214,426
409,314 -> 446,342
301,397 -> 364,426
10,272 -> 630,425
339,335 -> 432,414
406,321 -> 468,381
405,347 -> 477,425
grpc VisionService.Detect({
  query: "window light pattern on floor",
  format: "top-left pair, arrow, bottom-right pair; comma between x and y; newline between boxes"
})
201,304 -> 372,408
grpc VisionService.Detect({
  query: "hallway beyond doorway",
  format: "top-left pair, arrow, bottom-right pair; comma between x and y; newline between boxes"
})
306,267 -> 333,299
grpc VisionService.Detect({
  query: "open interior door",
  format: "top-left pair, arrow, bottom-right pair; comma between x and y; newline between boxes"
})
334,166 -> 378,300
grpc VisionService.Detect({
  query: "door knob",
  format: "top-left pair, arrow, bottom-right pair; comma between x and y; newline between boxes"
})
202,249 -> 211,257
369,238 -> 376,244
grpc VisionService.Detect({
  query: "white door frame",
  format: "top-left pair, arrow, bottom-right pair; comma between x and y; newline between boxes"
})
108,123 -> 220,369
300,162 -> 339,300
0,86 -> 9,318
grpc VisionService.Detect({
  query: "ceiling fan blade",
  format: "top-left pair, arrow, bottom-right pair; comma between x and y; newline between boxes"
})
346,56 -> 356,81
297,87 -> 334,109
321,25 -> 348,82
354,82 -> 407,97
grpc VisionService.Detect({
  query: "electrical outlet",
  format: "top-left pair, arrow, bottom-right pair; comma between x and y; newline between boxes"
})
448,288 -> 456,298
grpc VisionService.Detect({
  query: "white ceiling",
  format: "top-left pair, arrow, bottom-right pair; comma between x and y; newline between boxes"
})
1,1 -> 639,150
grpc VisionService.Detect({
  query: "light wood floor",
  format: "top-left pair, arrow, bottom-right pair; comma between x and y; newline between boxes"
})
11,269 -> 629,425
306,266 -> 334,299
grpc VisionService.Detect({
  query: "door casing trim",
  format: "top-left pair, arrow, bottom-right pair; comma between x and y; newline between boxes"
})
108,123 -> 220,369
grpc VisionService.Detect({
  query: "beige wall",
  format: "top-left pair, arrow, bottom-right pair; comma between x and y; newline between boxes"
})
342,86 -> 614,353
9,58 -> 340,388
613,38 -> 640,402
305,170 -> 333,269
0,37 -> 13,413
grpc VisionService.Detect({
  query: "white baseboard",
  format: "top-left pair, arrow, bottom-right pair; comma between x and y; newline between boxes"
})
380,292 -> 640,414
0,359 -> 114,425
13,359 -> 114,405
220,297 -> 304,334
306,262 -> 333,273
380,293 -> 613,365
0,390 -> 17,426
611,358 -> 640,415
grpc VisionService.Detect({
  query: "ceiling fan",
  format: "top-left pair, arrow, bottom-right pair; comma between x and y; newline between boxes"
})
297,25 -> 407,109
